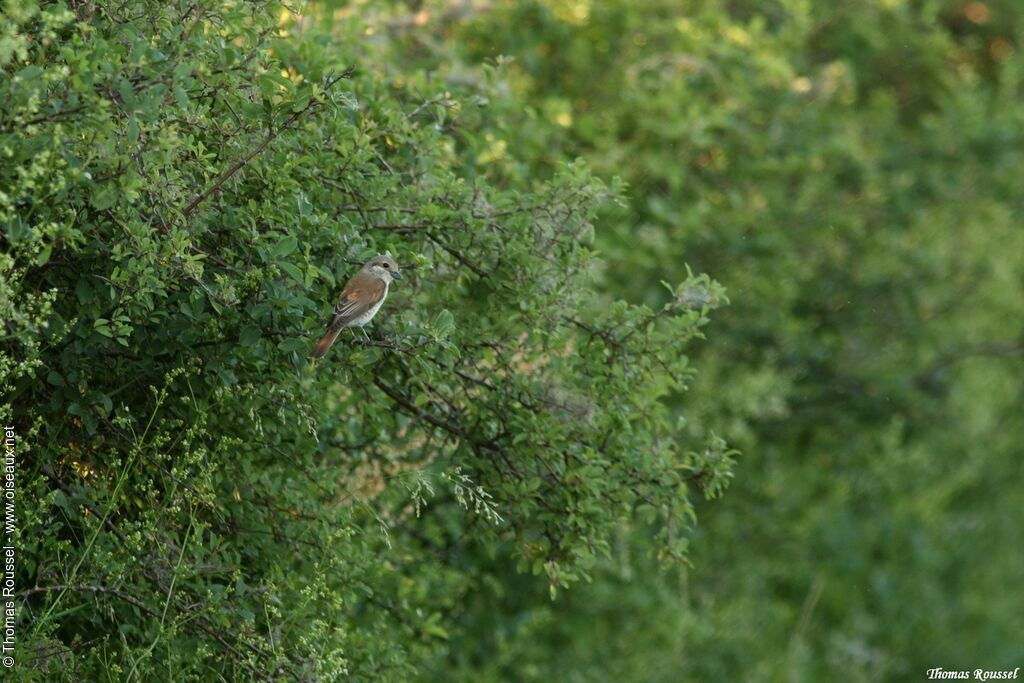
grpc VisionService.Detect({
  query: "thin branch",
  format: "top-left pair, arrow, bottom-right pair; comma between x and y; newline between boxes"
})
18,584 -> 160,616
425,232 -> 487,278
373,378 -> 466,439
181,69 -> 354,218
406,96 -> 455,119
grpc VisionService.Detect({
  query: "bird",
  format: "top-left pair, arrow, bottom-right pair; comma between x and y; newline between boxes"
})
310,253 -> 402,359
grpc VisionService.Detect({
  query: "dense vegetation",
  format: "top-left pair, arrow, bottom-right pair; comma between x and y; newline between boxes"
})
2,0 -> 1022,680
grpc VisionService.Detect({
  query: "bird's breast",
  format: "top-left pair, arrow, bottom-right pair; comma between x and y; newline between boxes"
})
349,285 -> 387,327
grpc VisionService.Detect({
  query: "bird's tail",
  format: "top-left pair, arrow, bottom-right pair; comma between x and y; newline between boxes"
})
310,328 -> 341,359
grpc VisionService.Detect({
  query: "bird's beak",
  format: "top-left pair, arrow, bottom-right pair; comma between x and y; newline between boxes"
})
392,270 -> 403,280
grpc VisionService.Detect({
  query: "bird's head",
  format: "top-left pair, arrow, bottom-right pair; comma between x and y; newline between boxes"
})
364,252 -> 402,282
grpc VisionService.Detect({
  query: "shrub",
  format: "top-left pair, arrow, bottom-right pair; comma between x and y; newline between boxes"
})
1,1 -> 729,678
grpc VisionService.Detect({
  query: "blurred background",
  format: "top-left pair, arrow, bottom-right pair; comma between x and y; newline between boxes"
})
308,1 -> 1024,679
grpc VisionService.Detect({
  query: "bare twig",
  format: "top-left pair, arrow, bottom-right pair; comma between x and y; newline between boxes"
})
406,96 -> 455,120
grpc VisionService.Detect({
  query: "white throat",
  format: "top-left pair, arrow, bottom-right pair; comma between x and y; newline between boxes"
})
369,266 -> 394,284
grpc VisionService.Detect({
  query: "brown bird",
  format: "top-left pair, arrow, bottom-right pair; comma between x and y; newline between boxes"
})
310,253 -> 402,359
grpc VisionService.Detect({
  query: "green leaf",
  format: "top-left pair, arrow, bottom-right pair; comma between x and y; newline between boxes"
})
239,326 -> 262,345
173,85 -> 189,109
292,90 -> 310,112
433,309 -> 455,339
36,243 -> 53,266
90,185 -> 118,211
279,261 -> 304,285
278,338 -> 307,354
75,278 -> 92,304
274,235 -> 299,258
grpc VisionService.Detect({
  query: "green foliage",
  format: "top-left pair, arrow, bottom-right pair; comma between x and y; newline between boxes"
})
411,0 -> 1024,680
2,1 -> 730,679
6,0 -> 1024,679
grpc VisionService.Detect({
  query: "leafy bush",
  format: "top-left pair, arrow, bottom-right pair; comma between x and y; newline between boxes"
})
1,1 -> 730,678
423,0 -> 1024,679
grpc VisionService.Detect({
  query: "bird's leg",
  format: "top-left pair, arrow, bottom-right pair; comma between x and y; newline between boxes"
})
361,326 -> 371,342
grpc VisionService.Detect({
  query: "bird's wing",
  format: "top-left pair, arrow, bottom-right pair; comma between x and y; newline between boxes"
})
325,273 -> 387,331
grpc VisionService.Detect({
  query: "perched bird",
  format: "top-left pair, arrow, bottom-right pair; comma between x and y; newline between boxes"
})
310,253 -> 402,359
